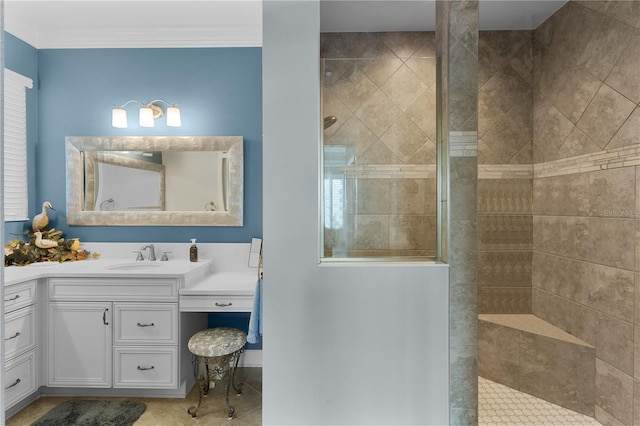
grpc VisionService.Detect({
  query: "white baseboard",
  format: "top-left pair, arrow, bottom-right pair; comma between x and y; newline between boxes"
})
240,349 -> 262,367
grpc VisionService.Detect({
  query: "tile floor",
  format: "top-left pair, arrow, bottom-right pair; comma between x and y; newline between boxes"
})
7,371 -> 602,425
479,377 -> 601,426
6,367 -> 262,426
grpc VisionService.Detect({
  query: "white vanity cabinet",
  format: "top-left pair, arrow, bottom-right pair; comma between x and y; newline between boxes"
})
4,280 -> 38,409
47,278 -> 180,390
48,302 -> 112,387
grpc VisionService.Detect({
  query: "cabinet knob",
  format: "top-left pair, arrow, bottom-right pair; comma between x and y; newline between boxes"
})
103,308 -> 109,325
4,294 -> 20,302
215,302 -> 233,307
136,322 -> 155,327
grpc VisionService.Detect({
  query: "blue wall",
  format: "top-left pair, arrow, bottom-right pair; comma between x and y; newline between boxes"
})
3,33 -> 38,240
37,47 -> 262,243
5,41 -> 263,350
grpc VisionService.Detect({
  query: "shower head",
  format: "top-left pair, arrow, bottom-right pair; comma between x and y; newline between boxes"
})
323,116 -> 337,129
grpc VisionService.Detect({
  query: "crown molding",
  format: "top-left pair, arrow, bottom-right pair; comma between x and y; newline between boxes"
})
5,1 -> 263,49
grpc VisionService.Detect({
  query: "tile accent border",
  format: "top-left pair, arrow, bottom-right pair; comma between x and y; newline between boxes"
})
478,165 -> 533,179
535,145 -> 640,179
450,131 -> 478,157
344,164 -> 438,179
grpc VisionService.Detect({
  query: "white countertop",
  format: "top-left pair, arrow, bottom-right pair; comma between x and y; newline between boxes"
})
179,271 -> 258,296
4,258 -> 213,286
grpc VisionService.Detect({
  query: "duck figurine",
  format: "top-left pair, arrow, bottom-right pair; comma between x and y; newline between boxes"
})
33,231 -> 59,249
32,201 -> 55,232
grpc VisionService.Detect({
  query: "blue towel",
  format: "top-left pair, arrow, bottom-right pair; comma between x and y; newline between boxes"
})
247,279 -> 262,344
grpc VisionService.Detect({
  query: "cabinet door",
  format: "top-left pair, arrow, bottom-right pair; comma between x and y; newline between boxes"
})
48,302 -> 112,387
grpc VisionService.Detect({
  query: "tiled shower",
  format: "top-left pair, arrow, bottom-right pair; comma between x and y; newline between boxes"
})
321,1 -> 640,424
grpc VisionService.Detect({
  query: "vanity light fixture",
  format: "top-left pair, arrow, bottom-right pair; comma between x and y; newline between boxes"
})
111,99 -> 181,128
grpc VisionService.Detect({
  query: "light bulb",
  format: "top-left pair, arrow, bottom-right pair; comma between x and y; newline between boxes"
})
166,106 -> 181,127
139,107 -> 154,127
111,108 -> 128,128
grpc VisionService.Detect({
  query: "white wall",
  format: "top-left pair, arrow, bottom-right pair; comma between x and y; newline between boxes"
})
262,2 -> 450,424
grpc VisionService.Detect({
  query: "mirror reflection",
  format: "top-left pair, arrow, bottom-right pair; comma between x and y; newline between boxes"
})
66,136 -> 243,226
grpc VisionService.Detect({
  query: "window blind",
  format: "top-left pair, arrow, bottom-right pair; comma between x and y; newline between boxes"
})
3,69 -> 33,221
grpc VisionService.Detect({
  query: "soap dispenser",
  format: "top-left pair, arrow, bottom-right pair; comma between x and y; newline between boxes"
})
189,239 -> 198,262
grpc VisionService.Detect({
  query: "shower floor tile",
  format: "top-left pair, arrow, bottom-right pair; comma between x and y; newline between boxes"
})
479,377 -> 601,426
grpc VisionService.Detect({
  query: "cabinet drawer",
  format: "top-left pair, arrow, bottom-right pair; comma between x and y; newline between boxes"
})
5,350 -> 37,409
114,347 -> 177,389
5,281 -> 36,313
114,303 -> 178,345
180,295 -> 253,312
5,305 -> 36,359
49,278 -> 178,302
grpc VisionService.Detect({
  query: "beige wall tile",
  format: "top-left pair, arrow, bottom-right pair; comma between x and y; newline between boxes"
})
589,167 -> 636,218
479,66 -> 530,135
325,115 -> 376,157
532,215 -> 589,259
520,333 -> 595,416
577,84 -> 636,149
575,1 -> 611,15
532,252 -> 634,322
347,215 -> 389,250
380,32 -> 430,59
478,179 -> 532,215
405,57 -> 436,87
388,215 -> 437,250
380,116 -> 429,163
607,1 -> 640,31
405,140 -> 437,165
358,141 -> 403,165
478,320 -> 521,387
554,67 -> 602,124
510,142 -> 533,165
480,95 -> 533,164
479,251 -> 532,288
595,358 -> 634,426
587,218 -> 635,270
391,178 -> 437,215
533,94 -> 575,163
634,380 -> 640,426
594,405 -> 626,426
356,57 -> 402,87
596,314 -> 634,376
607,107 -> 640,150
533,173 -> 589,216
354,89 -> 402,138
551,126 -> 601,161
352,178 -> 392,214
479,215 -> 532,251
380,65 -> 427,112
478,287 -> 532,314
533,289 -> 598,344
329,67 -> 378,113
578,15 -> 636,81
405,86 -> 437,139
449,44 -> 479,131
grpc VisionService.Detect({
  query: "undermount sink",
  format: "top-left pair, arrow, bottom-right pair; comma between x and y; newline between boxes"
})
105,262 -> 165,271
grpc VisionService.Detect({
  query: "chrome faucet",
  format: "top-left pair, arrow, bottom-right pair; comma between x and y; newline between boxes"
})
141,244 -> 156,261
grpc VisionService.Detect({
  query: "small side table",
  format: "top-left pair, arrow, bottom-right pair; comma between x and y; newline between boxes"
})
187,327 -> 246,419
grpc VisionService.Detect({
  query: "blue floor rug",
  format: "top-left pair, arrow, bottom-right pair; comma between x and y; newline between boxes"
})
31,400 -> 146,426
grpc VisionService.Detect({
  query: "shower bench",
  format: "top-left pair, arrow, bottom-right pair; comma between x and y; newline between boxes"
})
478,314 -> 595,417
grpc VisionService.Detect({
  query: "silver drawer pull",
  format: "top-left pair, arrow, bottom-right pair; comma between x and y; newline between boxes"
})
137,365 -> 155,371
137,322 -> 155,327
5,332 -> 21,341
5,378 -> 21,390
215,302 -> 232,307
4,294 -> 20,302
